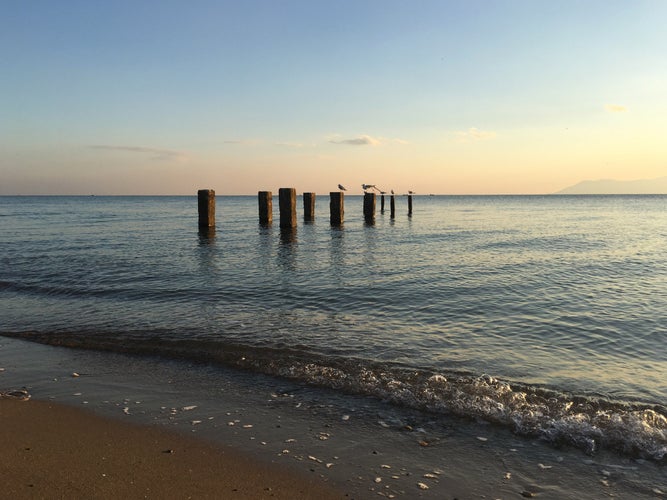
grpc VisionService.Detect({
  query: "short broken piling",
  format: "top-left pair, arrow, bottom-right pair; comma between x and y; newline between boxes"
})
258,191 -> 273,225
330,192 -> 344,226
363,192 -> 376,222
279,187 -> 297,228
197,189 -> 215,228
303,192 -> 316,221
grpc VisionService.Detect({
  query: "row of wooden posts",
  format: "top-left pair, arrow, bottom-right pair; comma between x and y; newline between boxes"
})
197,189 -> 413,228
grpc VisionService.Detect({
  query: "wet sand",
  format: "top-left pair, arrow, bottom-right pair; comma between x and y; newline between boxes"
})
0,398 -> 345,499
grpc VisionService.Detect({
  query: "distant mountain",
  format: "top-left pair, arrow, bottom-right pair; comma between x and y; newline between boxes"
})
556,176 -> 667,194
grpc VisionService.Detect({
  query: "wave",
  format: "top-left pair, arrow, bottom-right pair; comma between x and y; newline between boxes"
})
0,280 -> 217,303
3,330 -> 666,461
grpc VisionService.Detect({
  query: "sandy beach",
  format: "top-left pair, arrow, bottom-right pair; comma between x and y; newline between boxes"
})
0,398 -> 344,499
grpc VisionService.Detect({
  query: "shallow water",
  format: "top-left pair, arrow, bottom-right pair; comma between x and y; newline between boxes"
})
1,194 -> 666,461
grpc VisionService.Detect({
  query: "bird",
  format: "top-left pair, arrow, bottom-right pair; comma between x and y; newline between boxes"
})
338,184 -> 347,191
408,190 -> 415,194
391,189 -> 395,195
362,184 -> 382,193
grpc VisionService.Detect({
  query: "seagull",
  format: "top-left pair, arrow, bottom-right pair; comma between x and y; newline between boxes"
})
338,184 -> 347,191
391,189 -> 394,195
362,184 -> 382,193
408,190 -> 415,194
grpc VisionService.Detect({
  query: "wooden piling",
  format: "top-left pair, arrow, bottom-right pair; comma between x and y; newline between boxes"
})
303,192 -> 316,221
258,191 -> 273,225
363,192 -> 376,222
197,189 -> 215,228
408,194 -> 413,216
390,194 -> 396,218
329,192 -> 344,225
380,194 -> 385,213
279,187 -> 297,228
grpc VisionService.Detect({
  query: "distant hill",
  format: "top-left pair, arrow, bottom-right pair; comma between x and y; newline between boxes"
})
556,176 -> 667,194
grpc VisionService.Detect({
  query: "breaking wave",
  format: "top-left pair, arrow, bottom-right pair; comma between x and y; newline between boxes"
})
4,331 -> 666,461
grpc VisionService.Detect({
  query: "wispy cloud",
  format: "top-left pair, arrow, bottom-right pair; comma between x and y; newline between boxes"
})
328,134 -> 408,146
329,134 -> 381,146
222,139 -> 260,146
90,145 -> 187,161
222,139 -> 309,148
604,104 -> 628,113
455,127 -> 497,143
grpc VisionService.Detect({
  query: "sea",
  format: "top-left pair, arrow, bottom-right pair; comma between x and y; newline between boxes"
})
1,194 -> 665,498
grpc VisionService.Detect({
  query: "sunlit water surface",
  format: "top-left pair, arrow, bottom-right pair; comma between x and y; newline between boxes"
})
1,195 -> 666,459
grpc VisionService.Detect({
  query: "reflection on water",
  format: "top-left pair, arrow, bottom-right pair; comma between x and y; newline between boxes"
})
362,222 -> 377,270
257,225 -> 273,274
279,227 -> 297,245
329,226 -> 345,274
277,227 -> 297,271
197,227 -> 216,244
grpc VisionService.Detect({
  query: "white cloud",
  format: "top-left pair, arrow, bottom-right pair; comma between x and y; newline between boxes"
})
90,145 -> 187,161
604,104 -> 628,113
455,127 -> 497,142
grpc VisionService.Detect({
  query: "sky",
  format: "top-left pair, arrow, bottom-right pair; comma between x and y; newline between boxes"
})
2,0 -> 666,195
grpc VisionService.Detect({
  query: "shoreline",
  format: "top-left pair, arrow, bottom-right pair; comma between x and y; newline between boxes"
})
2,336 -> 666,499
0,398 -> 345,499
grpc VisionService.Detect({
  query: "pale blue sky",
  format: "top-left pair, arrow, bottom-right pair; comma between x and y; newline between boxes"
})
2,1 -> 666,194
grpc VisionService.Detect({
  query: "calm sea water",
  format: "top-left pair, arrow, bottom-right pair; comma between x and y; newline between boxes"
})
1,195 -> 666,460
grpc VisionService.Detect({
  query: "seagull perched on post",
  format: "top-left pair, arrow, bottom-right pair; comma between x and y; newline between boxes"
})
338,184 -> 347,191
362,184 -> 382,193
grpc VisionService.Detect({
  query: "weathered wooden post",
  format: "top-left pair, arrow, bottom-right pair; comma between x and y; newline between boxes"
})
380,194 -> 385,213
279,187 -> 297,228
330,192 -> 344,225
408,194 -> 413,216
303,192 -> 316,221
390,194 -> 396,218
198,189 -> 215,228
363,192 -> 376,222
258,191 -> 272,225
